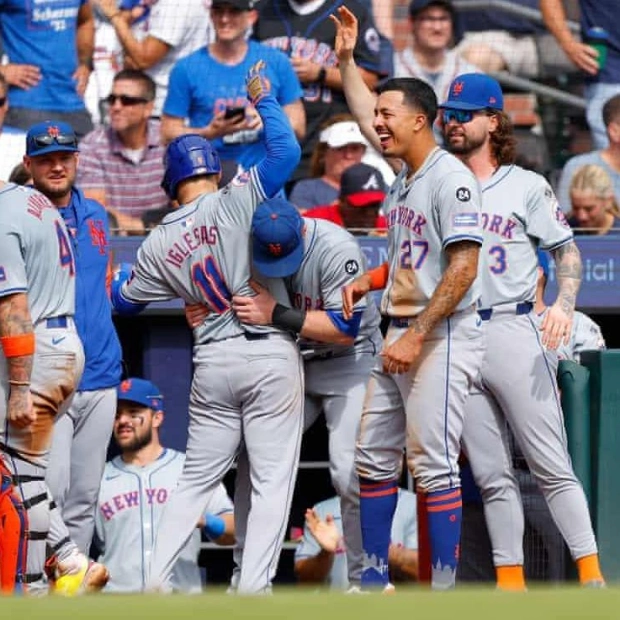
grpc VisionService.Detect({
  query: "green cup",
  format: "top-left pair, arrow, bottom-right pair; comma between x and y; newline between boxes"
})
585,27 -> 609,70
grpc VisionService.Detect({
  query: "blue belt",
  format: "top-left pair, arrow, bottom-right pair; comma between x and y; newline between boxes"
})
477,302 -> 532,322
45,316 -> 68,329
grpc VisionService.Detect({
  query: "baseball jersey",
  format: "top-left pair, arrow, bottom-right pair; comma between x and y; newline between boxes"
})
120,169 -> 290,343
380,148 -> 483,317
163,41 -> 302,170
95,449 -> 233,593
0,183 -> 75,324
287,218 -> 381,358
295,490 -> 418,590
556,310 -> 606,363
478,165 -> 573,309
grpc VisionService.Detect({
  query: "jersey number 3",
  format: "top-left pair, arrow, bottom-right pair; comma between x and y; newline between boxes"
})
191,256 -> 232,314
55,222 -> 75,276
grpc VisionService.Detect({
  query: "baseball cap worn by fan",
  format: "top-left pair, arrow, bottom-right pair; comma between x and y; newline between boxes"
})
211,0 -> 255,9
409,0 -> 455,18
252,197 -> 304,278
319,121 -> 367,149
26,120 -> 79,157
117,378 -> 164,412
340,163 -> 387,207
440,73 -> 504,111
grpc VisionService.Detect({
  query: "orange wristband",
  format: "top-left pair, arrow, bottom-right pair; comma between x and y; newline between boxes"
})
1,333 -> 35,357
368,262 -> 389,291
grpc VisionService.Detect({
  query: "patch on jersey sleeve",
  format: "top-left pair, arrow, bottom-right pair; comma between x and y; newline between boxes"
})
345,259 -> 360,275
455,187 -> 471,202
453,212 -> 479,228
232,170 -> 251,187
0,266 -> 5,281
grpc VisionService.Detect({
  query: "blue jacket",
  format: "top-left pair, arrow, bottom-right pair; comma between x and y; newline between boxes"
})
60,187 -> 122,391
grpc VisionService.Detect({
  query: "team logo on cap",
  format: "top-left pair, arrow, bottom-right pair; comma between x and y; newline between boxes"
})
489,96 -> 496,105
268,243 -> 282,256
47,125 -> 60,138
120,379 -> 132,392
362,174 -> 380,190
451,81 -> 464,97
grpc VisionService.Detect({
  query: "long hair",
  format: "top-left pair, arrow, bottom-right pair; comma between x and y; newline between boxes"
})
489,111 -> 517,166
570,164 -> 620,216
309,112 -> 358,178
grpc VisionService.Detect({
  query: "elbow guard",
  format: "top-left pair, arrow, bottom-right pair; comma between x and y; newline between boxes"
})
326,310 -> 363,339
111,263 -> 146,316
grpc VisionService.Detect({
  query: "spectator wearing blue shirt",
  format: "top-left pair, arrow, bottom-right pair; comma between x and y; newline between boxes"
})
0,0 -> 94,137
160,0 -> 305,171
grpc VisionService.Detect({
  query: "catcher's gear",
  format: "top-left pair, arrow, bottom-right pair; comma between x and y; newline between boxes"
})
246,60 -> 271,106
0,457 -> 27,593
161,134 -> 221,199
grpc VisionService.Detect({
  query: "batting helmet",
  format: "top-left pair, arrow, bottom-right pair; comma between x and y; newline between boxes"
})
161,134 -> 221,199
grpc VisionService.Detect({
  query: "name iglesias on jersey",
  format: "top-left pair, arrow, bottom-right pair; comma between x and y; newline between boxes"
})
165,225 -> 219,269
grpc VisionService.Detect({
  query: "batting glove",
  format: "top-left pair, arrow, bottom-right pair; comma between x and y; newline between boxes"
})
246,60 -> 271,106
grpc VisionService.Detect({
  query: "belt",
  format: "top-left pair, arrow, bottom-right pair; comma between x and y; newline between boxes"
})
391,317 -> 414,328
45,316 -> 69,329
513,456 -> 530,472
243,332 -> 270,341
477,302 -> 533,322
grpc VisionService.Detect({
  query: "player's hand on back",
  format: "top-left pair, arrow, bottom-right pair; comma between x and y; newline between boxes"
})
305,508 -> 340,553
246,61 -> 271,106
232,280 -> 276,325
330,6 -> 359,65
540,302 -> 573,350
341,274 -> 371,320
7,387 -> 35,428
185,303 -> 210,329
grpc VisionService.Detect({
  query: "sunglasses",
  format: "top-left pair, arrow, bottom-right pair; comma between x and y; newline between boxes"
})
0,97 -> 6,106
106,93 -> 150,106
30,133 -> 78,149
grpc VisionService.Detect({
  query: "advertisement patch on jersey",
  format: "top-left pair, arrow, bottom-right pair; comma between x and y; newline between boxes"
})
455,186 -> 471,202
345,259 -> 359,275
453,212 -> 479,228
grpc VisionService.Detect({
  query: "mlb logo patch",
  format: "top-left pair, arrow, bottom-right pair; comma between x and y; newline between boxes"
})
453,213 -> 479,227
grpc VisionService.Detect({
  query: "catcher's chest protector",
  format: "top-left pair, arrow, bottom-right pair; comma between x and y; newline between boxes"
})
0,459 -> 27,593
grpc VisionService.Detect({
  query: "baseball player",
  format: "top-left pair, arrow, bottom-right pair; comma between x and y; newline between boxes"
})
0,180 -> 84,594
94,377 -> 234,593
228,199 -> 383,591
21,120 -> 122,591
333,7 -> 484,591
111,62 -> 305,595
295,489 -> 418,589
440,73 -> 605,589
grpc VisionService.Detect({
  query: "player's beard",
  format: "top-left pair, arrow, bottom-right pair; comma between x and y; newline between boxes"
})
119,426 -> 153,453
39,178 -> 73,203
445,131 -> 485,156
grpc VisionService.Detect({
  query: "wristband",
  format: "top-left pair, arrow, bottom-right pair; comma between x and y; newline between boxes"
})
1,333 -> 35,358
203,513 -> 226,540
272,303 -> 306,333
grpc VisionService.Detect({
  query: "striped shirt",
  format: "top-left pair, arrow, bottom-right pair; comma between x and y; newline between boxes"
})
76,119 -> 169,218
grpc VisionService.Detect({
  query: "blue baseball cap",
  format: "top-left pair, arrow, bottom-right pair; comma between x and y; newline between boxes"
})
252,197 -> 304,278
117,378 -> 164,412
440,73 -> 504,111
537,249 -> 549,278
26,120 -> 79,157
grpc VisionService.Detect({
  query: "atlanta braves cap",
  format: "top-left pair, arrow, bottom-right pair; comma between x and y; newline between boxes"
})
340,163 -> 387,207
26,120 -> 79,157
211,0 -> 255,10
440,73 -> 504,111
319,121 -> 367,149
117,378 -> 164,412
537,249 -> 550,279
252,197 -> 305,278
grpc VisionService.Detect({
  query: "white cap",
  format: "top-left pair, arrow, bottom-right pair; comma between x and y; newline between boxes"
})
319,121 -> 367,149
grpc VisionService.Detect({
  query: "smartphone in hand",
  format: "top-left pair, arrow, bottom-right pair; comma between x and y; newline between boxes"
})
224,106 -> 245,120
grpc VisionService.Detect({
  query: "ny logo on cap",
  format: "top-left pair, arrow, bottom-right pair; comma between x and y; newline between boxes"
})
120,379 -> 132,392
362,174 -> 380,191
47,125 -> 60,138
452,81 -> 464,97
268,243 -> 282,256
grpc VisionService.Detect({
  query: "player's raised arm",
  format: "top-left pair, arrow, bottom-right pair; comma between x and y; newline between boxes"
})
545,241 -> 582,350
331,6 -> 380,153
250,61 -> 301,198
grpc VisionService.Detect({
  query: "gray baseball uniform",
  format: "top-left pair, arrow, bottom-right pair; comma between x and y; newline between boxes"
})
295,490 -> 418,590
556,310 -> 606,363
118,168 -> 304,594
94,449 -> 232,593
0,183 -> 84,593
460,165 -> 598,568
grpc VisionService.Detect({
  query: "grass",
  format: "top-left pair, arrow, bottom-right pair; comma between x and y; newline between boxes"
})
3,585 -> 619,620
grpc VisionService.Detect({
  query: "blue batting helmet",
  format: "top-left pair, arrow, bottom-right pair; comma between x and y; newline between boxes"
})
161,134 -> 221,199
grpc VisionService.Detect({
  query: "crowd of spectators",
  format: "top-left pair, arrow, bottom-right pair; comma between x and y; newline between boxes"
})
0,0 -> 619,238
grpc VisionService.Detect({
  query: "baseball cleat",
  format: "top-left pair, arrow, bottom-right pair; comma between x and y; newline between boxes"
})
383,583 -> 396,594
582,579 -> 606,589
53,551 -> 109,596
